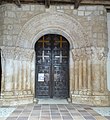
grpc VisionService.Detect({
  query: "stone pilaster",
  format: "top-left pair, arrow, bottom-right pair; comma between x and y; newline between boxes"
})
91,47 -> 108,94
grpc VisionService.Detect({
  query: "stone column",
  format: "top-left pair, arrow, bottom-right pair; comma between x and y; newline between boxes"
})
103,56 -> 108,93
72,47 -> 93,95
1,52 -> 5,94
87,59 -> 92,92
74,60 -> 79,92
18,61 -> 22,92
72,49 -> 80,94
82,59 -> 87,89
71,47 -> 110,106
100,59 -> 105,92
30,53 -> 35,94
1,46 -> 34,96
78,59 -> 83,91
69,50 -> 75,93
23,61 -> 27,91
26,61 -> 31,90
82,48 -> 89,94
103,57 -> 108,91
21,61 -> 23,91
13,60 -> 18,91
5,59 -> 13,92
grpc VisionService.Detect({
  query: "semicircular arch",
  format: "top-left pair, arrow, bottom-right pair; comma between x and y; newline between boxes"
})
17,12 -> 89,49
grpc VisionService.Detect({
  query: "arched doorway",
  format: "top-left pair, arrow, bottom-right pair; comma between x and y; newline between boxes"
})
35,34 -> 70,98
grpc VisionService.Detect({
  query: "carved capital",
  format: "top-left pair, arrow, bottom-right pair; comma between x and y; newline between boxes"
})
71,47 -> 92,61
91,47 -> 108,61
71,47 -> 108,62
1,46 -> 34,61
71,49 -> 80,61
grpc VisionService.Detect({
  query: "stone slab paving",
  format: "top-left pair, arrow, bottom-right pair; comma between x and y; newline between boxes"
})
92,107 -> 110,120
0,103 -> 110,120
0,107 -> 16,120
92,107 -> 110,116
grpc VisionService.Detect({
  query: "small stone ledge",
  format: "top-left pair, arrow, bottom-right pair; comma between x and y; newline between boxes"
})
71,94 -> 110,106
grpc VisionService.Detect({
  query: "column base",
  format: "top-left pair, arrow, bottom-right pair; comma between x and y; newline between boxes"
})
71,94 -> 110,106
0,91 -> 35,106
0,96 -> 34,106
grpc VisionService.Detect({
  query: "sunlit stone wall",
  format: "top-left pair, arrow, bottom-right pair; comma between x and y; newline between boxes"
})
0,4 -> 109,106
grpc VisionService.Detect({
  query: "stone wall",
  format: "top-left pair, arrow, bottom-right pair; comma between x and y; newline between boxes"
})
0,4 -> 108,48
0,4 -> 45,47
0,4 -> 110,106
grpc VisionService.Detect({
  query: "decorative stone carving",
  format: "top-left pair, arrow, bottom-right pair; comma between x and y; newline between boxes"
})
0,46 -> 35,104
71,46 -> 108,94
72,47 -> 108,61
72,47 -> 92,61
0,4 -> 109,106
71,46 -> 110,106
91,47 -> 108,61
1,46 -> 34,61
17,12 -> 89,49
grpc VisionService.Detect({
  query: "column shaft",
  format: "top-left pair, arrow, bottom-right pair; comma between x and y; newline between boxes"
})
79,60 -> 83,90
23,61 -> 26,90
88,59 -> 92,91
74,61 -> 79,91
1,58 -> 5,92
83,60 -> 87,89
18,61 -> 22,90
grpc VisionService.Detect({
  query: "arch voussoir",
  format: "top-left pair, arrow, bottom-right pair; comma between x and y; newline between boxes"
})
17,12 -> 89,49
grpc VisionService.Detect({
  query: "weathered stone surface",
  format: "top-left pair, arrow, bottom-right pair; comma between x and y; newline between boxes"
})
0,4 -> 110,106
1,46 -> 34,61
71,47 -> 108,93
72,94 -> 110,106
0,46 -> 35,105
71,46 -> 110,106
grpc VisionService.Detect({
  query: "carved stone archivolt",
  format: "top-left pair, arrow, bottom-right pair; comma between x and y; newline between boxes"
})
71,46 -> 108,95
17,12 -> 89,49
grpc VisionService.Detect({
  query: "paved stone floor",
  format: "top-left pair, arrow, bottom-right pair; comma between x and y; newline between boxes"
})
0,103 -> 110,120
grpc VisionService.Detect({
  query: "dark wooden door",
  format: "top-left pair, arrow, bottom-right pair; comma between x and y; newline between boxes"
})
35,34 -> 69,98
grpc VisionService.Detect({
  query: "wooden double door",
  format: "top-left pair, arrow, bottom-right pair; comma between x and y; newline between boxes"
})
35,34 -> 69,98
